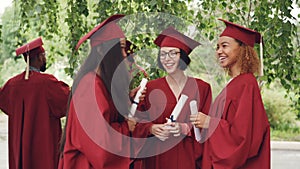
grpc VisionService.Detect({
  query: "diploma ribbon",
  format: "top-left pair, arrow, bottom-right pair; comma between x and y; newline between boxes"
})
169,115 -> 175,122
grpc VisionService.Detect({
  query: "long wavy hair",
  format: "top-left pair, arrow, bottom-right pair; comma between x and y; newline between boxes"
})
60,38 -> 130,153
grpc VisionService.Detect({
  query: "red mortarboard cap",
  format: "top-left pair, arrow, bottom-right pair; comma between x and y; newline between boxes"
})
154,26 -> 200,55
15,37 -> 45,80
219,19 -> 264,76
16,37 -> 44,57
218,19 -> 261,47
76,14 -> 126,50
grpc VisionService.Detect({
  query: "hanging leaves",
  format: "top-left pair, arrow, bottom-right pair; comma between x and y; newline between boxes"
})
7,0 -> 300,115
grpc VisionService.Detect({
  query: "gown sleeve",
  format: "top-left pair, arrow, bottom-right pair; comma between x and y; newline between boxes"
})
94,78 -> 130,137
46,75 -> 70,118
200,83 -> 212,115
0,82 -> 11,115
134,99 -> 153,136
62,75 -> 131,169
131,82 -> 166,160
208,83 -> 269,169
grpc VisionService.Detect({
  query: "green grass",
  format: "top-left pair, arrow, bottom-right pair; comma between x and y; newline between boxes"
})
3,112 -> 300,141
271,126 -> 300,141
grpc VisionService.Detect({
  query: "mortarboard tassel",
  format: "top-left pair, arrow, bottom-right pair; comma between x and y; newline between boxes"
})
259,36 -> 264,76
25,45 -> 30,80
25,55 -> 30,80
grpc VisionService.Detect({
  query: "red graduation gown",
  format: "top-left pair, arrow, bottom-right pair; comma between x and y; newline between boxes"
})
202,73 -> 270,169
0,71 -> 70,169
133,77 -> 212,169
60,72 -> 131,169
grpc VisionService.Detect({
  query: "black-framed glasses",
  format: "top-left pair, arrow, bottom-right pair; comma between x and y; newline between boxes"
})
159,50 -> 180,59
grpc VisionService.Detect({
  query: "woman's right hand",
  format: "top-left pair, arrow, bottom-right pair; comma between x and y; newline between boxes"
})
150,124 -> 170,141
129,86 -> 147,102
127,117 -> 137,132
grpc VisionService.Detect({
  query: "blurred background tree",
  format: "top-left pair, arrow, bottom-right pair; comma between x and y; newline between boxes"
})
0,0 -> 299,136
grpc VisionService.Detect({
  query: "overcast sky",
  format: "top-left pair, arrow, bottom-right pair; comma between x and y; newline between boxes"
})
0,0 -> 12,15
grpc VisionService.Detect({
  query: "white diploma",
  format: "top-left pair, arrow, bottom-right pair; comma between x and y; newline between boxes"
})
129,78 -> 148,118
164,94 -> 189,138
167,94 -> 189,122
190,100 -> 201,142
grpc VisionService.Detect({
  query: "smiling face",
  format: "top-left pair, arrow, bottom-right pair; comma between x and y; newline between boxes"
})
216,36 -> 241,70
159,47 -> 181,74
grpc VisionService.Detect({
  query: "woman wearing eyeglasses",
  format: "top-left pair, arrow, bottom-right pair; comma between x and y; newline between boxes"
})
132,26 -> 212,169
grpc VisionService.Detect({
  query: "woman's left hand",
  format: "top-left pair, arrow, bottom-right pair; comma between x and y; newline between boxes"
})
190,112 -> 210,129
166,122 -> 190,137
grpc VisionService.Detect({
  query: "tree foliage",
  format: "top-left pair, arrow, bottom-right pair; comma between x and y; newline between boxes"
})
0,0 -> 299,115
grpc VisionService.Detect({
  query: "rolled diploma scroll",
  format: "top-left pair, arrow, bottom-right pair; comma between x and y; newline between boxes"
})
190,100 -> 201,142
167,94 -> 189,122
165,94 -> 189,138
129,78 -> 148,118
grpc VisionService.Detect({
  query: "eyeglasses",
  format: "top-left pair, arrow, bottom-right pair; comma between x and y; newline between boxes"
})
159,50 -> 180,59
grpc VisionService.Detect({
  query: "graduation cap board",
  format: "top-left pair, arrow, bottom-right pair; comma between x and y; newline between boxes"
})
15,37 -> 44,80
218,19 -> 264,76
75,14 -> 125,50
154,26 -> 200,55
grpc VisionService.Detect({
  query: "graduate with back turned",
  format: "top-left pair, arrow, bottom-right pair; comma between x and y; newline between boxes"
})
0,37 -> 70,169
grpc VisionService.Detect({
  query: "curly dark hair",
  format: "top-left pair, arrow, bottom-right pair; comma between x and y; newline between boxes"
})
226,40 -> 260,76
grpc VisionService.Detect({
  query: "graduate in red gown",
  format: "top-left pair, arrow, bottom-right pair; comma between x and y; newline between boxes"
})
59,14 -> 139,169
0,37 -> 70,169
190,19 -> 270,169
132,26 -> 212,169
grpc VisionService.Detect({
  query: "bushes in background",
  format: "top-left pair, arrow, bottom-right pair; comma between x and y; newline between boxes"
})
262,81 -> 298,131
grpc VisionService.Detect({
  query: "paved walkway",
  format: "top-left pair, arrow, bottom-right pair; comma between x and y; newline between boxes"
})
271,141 -> 300,169
0,113 -> 8,169
0,113 -> 300,169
